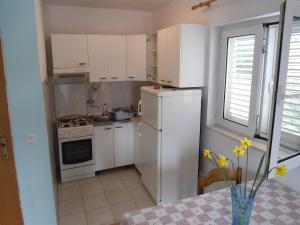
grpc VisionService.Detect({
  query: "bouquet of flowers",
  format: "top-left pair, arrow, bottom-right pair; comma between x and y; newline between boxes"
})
202,137 -> 287,225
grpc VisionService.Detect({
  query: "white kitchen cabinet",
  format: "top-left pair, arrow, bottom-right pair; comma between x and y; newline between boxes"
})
88,35 -> 109,82
51,34 -> 89,73
114,122 -> 133,167
157,28 -> 168,85
94,125 -> 114,171
157,24 -> 208,88
108,35 -> 126,81
88,35 -> 126,82
126,35 -> 147,81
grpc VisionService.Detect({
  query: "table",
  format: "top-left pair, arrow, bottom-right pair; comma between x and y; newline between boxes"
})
121,180 -> 300,225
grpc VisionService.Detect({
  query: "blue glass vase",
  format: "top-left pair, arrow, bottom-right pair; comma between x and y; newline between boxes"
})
231,185 -> 255,225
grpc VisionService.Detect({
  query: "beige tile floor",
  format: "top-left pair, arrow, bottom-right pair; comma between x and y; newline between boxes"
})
57,167 -> 156,225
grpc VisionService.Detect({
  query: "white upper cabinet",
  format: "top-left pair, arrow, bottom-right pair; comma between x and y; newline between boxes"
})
157,24 -> 208,88
88,35 -> 126,82
88,35 -> 108,82
107,35 -> 126,81
157,28 -> 168,84
51,34 -> 89,73
126,35 -> 147,81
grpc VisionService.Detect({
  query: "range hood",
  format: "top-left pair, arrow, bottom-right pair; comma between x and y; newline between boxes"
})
53,68 -> 90,84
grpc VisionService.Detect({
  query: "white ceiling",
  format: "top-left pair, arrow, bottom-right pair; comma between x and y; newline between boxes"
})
42,0 -> 175,11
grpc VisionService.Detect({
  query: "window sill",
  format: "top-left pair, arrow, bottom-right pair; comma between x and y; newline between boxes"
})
207,125 -> 268,153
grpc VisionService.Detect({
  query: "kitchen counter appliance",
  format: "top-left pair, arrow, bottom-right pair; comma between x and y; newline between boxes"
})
57,116 -> 95,182
138,86 -> 201,203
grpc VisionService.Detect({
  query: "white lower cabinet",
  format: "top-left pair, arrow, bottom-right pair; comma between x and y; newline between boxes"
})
94,122 -> 133,171
94,125 -> 114,171
114,122 -> 133,167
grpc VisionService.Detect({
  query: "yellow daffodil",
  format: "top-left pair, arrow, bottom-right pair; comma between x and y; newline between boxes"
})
203,149 -> 212,159
275,165 -> 287,176
240,137 -> 252,148
217,154 -> 229,167
233,146 -> 245,156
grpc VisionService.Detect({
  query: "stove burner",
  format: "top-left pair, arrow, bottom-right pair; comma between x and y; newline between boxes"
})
57,116 -> 91,128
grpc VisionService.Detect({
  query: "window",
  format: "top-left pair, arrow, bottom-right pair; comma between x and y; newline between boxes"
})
224,35 -> 255,126
216,25 -> 263,137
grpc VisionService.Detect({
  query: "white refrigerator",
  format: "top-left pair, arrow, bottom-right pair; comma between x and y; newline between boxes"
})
138,86 -> 201,203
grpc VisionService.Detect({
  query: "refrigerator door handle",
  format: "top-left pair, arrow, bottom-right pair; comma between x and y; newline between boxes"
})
137,122 -> 142,136
138,100 -> 143,116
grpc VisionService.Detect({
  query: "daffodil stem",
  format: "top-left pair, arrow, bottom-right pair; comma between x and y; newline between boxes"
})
252,168 -> 275,197
244,147 -> 249,198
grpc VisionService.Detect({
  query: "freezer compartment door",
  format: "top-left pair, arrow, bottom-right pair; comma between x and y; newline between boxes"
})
140,91 -> 162,130
140,121 -> 161,203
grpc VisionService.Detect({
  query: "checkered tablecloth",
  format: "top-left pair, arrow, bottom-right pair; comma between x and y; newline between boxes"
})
121,180 -> 300,225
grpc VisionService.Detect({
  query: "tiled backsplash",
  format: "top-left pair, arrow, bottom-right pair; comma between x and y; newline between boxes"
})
54,81 -> 153,118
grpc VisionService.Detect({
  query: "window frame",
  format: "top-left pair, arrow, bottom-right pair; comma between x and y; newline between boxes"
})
216,25 -> 265,137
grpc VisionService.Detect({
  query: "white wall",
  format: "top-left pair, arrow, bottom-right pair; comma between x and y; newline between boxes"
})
153,0 -> 300,192
43,4 -> 153,36
153,0 -> 283,29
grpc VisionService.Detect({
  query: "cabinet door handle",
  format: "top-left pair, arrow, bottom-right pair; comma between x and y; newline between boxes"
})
128,76 -> 135,79
78,62 -> 86,66
115,126 -> 123,128
167,81 -> 172,83
100,77 -> 107,80
111,77 -> 118,80
104,128 -> 111,130
161,79 -> 165,82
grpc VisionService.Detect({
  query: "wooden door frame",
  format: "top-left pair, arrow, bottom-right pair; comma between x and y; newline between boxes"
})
0,37 -> 24,225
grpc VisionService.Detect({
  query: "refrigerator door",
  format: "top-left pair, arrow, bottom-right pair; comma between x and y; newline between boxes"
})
140,91 -> 162,130
160,93 -> 201,202
140,121 -> 161,203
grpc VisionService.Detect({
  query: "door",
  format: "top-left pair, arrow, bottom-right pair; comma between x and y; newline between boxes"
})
140,122 -> 161,203
166,25 -> 180,86
141,91 -> 162,130
267,0 -> 300,177
108,35 -> 126,81
51,34 -> 88,69
114,123 -> 133,167
126,35 -> 147,81
88,35 -> 109,82
0,40 -> 24,225
157,29 -> 168,85
94,125 -> 114,171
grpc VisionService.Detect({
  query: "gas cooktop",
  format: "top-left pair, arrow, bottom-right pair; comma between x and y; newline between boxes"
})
57,116 -> 92,128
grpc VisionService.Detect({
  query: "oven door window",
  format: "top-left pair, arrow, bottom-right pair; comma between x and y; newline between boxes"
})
62,139 -> 92,165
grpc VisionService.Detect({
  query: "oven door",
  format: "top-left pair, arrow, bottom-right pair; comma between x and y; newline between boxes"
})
59,136 -> 95,170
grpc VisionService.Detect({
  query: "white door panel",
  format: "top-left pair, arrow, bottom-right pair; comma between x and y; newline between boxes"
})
140,122 -> 161,203
141,92 -> 162,130
94,125 -> 114,171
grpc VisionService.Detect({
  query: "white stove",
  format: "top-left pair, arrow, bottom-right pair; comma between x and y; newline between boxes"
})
57,116 -> 95,182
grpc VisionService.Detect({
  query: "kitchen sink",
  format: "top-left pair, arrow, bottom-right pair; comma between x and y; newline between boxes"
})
91,115 -> 114,125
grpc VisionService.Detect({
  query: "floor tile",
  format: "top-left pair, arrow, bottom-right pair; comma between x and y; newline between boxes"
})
111,201 -> 137,221
85,207 -> 115,225
134,196 -> 156,209
58,212 -> 87,225
97,171 -> 120,181
83,194 -> 109,211
127,184 -> 149,199
105,188 -> 131,204
80,182 -> 104,197
58,198 -> 84,216
58,181 -> 79,190
118,168 -> 139,178
120,174 -> 141,187
101,177 -> 125,192
79,177 -> 99,186
58,186 -> 81,202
